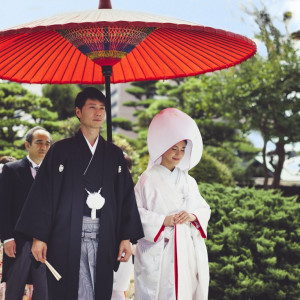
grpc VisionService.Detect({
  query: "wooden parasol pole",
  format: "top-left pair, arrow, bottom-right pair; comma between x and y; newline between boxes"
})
102,66 -> 113,142
99,0 -> 113,142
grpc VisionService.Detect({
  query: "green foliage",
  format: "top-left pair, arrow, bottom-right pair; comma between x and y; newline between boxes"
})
179,75 -> 224,119
110,133 -> 149,184
111,117 -> 132,131
48,117 -> 81,142
123,99 -> 155,108
0,147 -> 27,160
190,151 -> 235,186
156,78 -> 186,108
125,81 -> 158,100
136,99 -> 176,129
125,86 -> 148,99
200,183 -> 300,299
0,82 -> 61,157
196,119 -> 237,147
42,84 -> 81,120
206,140 -> 260,185
112,134 -> 141,183
219,8 -> 300,188
205,146 -> 238,169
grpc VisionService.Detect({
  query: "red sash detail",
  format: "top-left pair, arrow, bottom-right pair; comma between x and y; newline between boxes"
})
174,225 -> 178,300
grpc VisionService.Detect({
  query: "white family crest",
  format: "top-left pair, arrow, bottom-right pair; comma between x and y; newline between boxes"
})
59,164 -> 64,172
118,165 -> 122,173
85,188 -> 105,219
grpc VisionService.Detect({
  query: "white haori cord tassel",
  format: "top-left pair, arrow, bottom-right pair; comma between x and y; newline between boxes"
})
45,260 -> 62,281
85,188 -> 105,219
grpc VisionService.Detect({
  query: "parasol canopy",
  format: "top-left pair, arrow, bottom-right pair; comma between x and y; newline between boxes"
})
0,0 -> 256,141
0,8 -> 256,84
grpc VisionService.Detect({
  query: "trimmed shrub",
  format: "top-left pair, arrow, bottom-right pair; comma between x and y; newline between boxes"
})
190,151 -> 235,186
200,183 -> 300,300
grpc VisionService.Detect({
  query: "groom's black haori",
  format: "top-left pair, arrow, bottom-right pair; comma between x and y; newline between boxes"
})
16,130 -> 144,299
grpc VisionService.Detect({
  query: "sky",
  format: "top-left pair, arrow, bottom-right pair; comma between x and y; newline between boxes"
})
1,0 -> 300,38
1,0 -> 300,150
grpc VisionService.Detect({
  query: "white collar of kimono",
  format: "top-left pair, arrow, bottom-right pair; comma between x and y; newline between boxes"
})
27,155 -> 41,168
147,108 -> 203,171
157,164 -> 179,177
83,135 -> 99,155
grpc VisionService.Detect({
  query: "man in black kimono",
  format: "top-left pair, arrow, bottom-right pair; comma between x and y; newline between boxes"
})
16,87 -> 144,300
0,126 -> 51,299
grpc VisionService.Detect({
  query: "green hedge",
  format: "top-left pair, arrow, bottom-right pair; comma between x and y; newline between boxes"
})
190,151 -> 235,186
199,183 -> 300,299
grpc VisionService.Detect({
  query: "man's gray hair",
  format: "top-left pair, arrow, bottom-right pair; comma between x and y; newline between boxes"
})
25,126 -> 52,144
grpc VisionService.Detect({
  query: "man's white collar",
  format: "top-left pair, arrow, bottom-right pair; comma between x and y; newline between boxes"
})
83,135 -> 99,155
27,155 -> 41,168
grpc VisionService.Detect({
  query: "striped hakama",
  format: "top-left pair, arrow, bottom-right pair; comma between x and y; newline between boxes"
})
78,216 -> 100,300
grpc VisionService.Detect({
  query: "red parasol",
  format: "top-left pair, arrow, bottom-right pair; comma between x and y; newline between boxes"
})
0,0 -> 256,141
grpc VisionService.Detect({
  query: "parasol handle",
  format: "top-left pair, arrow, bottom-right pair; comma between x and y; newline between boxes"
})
102,66 -> 113,142
99,0 -> 112,9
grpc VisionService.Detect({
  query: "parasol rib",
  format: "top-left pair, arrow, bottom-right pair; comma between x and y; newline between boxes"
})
134,44 -> 159,80
48,43 -> 76,84
45,41 -> 76,83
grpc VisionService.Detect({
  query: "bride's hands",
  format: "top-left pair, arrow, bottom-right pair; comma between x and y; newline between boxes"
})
175,211 -> 196,224
163,215 -> 177,227
163,211 -> 196,226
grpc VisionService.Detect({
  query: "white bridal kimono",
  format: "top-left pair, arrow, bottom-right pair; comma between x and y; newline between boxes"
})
111,252 -> 133,300
134,164 -> 211,300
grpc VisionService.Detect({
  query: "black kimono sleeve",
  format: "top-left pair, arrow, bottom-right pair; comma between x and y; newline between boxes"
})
116,150 -> 144,243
